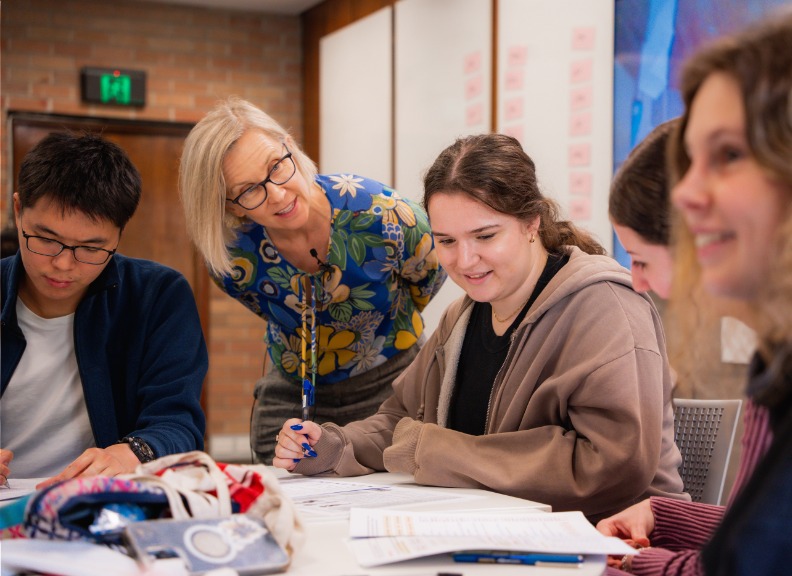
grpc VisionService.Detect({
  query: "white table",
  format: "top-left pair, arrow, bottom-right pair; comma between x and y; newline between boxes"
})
280,472 -> 606,576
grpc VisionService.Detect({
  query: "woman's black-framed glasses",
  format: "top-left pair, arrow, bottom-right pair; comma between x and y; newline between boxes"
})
21,229 -> 117,265
226,144 -> 296,210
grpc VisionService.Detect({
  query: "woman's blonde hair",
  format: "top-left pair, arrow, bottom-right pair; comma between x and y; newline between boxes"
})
179,97 -> 317,276
666,12 -> 792,379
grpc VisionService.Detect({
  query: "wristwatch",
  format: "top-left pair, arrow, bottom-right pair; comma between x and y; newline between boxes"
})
117,436 -> 156,463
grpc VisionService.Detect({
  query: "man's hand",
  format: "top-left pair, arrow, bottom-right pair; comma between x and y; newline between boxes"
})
36,444 -> 140,489
0,449 -> 13,486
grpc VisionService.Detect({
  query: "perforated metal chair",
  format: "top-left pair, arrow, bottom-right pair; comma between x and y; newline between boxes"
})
673,398 -> 742,505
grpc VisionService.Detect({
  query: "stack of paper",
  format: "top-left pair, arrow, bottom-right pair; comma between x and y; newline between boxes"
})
346,508 -> 635,567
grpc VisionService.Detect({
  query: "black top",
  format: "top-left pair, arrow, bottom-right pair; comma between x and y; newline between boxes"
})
448,252 -> 569,435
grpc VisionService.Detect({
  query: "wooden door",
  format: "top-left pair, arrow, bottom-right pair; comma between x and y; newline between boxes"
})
6,112 -> 209,415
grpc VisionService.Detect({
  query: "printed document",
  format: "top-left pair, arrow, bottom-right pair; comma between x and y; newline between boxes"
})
347,508 -> 636,567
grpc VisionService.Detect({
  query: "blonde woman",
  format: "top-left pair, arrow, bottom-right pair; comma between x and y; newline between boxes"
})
179,98 -> 446,462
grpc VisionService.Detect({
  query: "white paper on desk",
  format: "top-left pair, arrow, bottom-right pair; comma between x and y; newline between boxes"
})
279,477 -> 476,519
0,478 -> 46,501
0,539 -> 140,576
347,509 -> 636,567
278,477 -> 385,497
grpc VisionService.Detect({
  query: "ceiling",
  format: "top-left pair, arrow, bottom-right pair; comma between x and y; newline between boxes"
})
139,0 -> 324,15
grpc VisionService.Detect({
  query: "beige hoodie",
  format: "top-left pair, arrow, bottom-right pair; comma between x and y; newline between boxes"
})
296,246 -> 688,522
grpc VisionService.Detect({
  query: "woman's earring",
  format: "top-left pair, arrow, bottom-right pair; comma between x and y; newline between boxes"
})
530,234 -> 536,243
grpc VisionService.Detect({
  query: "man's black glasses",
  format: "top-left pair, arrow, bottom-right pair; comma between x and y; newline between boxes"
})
226,144 -> 296,210
22,229 -> 117,265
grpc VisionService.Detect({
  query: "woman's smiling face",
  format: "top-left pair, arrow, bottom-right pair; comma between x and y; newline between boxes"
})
672,72 -> 787,301
428,191 -> 542,311
223,130 -> 311,233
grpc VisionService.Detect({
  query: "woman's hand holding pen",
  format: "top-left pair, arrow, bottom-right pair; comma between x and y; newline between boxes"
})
272,418 -> 323,471
0,449 -> 13,488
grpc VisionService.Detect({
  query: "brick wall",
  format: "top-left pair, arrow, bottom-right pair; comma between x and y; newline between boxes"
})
1,0 -> 303,449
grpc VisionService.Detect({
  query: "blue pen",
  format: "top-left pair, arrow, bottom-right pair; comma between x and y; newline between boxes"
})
453,551 -> 583,567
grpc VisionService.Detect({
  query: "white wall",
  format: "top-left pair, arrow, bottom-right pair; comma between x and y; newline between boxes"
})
319,0 -> 616,334
320,7 -> 392,184
497,0 -> 615,252
393,0 -> 492,333
394,0 -> 492,199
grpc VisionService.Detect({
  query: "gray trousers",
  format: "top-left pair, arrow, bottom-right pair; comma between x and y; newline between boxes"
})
250,345 -> 421,464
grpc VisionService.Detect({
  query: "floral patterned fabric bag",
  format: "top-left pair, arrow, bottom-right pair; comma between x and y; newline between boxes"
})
9,451 -> 303,560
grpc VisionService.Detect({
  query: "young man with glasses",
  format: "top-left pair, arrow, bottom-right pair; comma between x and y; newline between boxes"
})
0,132 -> 207,489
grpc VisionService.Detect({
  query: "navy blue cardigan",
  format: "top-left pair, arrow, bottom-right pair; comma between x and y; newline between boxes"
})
1,252 -> 207,458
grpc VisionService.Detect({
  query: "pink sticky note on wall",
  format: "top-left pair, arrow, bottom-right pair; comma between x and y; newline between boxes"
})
464,51 -> 481,74
504,68 -> 523,91
504,97 -> 523,121
572,27 -> 596,51
508,45 -> 528,68
466,102 -> 483,126
465,75 -> 483,99
569,196 -> 592,220
569,172 -> 592,196
568,143 -> 591,166
569,112 -> 592,136
570,86 -> 593,110
570,59 -> 593,83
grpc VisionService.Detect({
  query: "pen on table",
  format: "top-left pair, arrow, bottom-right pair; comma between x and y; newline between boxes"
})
1,477 -> 10,489
453,551 -> 584,567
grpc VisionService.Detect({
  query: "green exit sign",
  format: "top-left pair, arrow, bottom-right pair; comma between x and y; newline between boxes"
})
81,67 -> 146,107
100,72 -> 132,104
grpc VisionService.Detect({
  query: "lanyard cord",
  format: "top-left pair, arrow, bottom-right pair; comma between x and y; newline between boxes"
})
310,274 -> 318,397
300,267 -> 329,421
300,275 -> 314,421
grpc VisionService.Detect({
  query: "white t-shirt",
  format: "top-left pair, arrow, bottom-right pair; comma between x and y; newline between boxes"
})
1,299 -> 95,478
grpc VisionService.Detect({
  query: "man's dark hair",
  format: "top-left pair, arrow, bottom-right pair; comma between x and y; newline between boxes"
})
17,131 -> 141,229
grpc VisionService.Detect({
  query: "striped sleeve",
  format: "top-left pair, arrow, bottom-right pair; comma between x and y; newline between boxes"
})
627,400 -> 774,576
649,497 -> 724,549
726,401 -> 773,505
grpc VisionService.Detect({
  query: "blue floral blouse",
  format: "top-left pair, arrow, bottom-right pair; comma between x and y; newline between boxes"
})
217,174 -> 447,385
